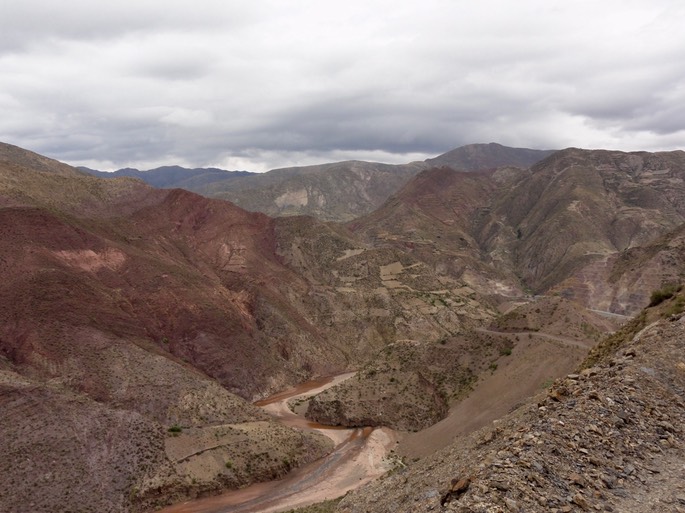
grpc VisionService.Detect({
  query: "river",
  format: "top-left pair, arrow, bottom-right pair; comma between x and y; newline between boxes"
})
156,373 -> 399,513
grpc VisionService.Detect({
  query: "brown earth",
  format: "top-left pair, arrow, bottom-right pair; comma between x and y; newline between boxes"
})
336,295 -> 685,512
0,142 -> 497,512
304,299 -> 614,433
349,148 -> 685,315
4,140 -> 685,513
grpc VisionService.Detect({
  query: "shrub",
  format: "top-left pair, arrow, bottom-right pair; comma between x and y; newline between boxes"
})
649,284 -> 681,307
168,424 -> 182,433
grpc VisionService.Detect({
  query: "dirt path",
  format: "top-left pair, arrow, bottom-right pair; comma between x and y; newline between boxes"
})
475,328 -> 596,349
398,333 -> 590,459
157,373 -> 399,513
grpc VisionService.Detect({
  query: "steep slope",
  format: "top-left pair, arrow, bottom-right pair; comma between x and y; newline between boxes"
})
502,148 -> 685,313
203,160 -> 426,221
336,297 -> 685,513
350,148 -> 685,315
0,143 -> 336,512
201,144 -> 553,221
304,297 -> 614,435
84,144 -> 550,222
348,166 -> 529,301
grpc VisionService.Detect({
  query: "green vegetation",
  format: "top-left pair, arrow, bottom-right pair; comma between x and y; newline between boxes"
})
168,424 -> 182,433
648,283 -> 681,306
540,378 -> 554,389
666,294 -> 685,316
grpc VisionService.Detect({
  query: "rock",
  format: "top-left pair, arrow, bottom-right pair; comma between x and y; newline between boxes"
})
504,497 -> 519,511
440,476 -> 471,506
492,480 -> 510,491
569,472 -> 586,487
573,492 -> 590,510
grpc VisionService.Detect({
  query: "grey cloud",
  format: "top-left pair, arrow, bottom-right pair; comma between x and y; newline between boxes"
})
1,0 -> 684,172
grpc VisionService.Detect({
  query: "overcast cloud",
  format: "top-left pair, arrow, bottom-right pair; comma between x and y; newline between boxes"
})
1,0 -> 684,171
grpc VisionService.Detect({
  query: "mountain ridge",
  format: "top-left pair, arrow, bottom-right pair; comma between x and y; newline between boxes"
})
81,143 -> 555,221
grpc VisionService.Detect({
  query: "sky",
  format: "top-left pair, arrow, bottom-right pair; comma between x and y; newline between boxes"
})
1,1 -> 684,172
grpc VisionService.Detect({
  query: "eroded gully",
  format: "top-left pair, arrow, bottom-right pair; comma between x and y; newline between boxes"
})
157,372 -> 399,513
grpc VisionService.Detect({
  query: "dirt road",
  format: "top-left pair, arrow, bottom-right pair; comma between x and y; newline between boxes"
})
157,373 -> 399,513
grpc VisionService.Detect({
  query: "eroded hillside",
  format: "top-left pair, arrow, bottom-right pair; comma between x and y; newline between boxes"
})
3,141 -> 685,513
0,142 -> 497,512
350,148 -> 685,315
336,296 -> 685,513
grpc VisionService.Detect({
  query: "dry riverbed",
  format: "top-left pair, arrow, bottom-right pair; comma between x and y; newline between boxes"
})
157,373 -> 400,513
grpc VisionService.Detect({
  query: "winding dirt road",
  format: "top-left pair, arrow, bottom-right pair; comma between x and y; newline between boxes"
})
158,373 -> 399,513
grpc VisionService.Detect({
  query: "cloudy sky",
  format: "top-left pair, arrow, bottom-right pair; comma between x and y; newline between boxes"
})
1,1 -> 684,172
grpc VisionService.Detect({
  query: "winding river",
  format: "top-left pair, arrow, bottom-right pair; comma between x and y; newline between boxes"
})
157,373 -> 399,513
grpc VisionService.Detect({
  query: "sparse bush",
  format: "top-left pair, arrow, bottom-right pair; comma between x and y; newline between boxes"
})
649,284 -> 681,306
666,295 -> 685,317
540,378 -> 554,389
168,424 -> 182,433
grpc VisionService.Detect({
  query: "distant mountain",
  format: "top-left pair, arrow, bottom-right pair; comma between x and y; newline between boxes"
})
425,141 -> 555,170
85,143 -> 548,222
201,143 -> 556,221
79,164 -> 254,190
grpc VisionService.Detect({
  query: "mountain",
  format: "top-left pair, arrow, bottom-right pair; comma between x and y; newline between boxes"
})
4,140 -> 685,513
425,141 -> 555,170
335,293 -> 685,513
83,144 -> 554,222
80,164 -> 254,189
198,144 -> 554,221
0,143 -> 335,511
349,148 -> 685,315
0,142 -> 499,512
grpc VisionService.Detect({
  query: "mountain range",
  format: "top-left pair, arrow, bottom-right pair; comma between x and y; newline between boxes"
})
1,140 -> 684,513
82,143 -> 554,221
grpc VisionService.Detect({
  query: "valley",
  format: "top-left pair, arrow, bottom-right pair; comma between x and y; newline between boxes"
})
1,141 -> 685,513
157,372 -> 398,513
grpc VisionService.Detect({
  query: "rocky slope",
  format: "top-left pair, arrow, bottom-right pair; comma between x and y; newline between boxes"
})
336,296 -> 685,513
0,143 -> 339,511
350,148 -> 685,315
5,139 -> 685,512
505,148 -> 685,313
304,297 -> 614,433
